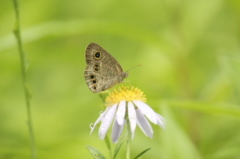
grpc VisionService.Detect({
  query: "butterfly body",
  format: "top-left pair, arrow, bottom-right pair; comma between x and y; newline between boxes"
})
84,43 -> 128,93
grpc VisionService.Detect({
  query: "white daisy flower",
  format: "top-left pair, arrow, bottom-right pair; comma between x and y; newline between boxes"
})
90,86 -> 165,143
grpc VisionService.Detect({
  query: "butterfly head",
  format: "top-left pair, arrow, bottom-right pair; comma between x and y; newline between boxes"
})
117,72 -> 128,83
123,72 -> 129,79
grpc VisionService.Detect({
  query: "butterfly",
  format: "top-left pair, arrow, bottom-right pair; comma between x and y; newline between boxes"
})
84,43 -> 128,93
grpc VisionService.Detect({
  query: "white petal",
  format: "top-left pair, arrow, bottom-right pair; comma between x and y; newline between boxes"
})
136,109 -> 153,138
99,104 -> 117,140
133,100 -> 157,124
112,118 -> 125,143
156,113 -> 165,129
128,101 -> 137,139
90,107 -> 110,134
116,100 -> 126,125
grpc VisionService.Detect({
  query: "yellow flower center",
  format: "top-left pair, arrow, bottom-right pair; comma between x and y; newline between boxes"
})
105,86 -> 146,106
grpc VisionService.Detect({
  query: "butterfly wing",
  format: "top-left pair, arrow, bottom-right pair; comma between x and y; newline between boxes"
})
84,43 -> 127,93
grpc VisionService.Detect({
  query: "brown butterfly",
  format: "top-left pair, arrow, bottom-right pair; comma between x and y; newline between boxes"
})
84,43 -> 128,93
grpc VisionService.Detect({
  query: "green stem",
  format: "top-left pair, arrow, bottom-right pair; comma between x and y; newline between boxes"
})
12,1 -> 37,159
126,120 -> 131,159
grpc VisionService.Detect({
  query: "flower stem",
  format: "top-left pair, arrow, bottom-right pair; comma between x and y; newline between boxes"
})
12,1 -> 37,159
126,120 -> 131,159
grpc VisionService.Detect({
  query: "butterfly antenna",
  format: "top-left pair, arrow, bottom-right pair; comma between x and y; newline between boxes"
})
126,65 -> 142,73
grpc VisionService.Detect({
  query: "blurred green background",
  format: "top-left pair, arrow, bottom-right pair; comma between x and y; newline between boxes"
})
1,0 -> 240,158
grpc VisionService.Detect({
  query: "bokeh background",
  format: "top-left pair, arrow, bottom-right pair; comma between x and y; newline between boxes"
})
1,0 -> 240,158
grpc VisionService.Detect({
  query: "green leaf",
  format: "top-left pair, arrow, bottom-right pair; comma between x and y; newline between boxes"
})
113,134 -> 127,159
104,135 -> 111,152
133,148 -> 151,159
86,145 -> 106,159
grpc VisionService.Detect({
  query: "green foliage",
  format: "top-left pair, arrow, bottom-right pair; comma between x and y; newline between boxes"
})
113,134 -> 125,159
86,145 -> 106,159
1,0 -> 240,158
133,148 -> 151,159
